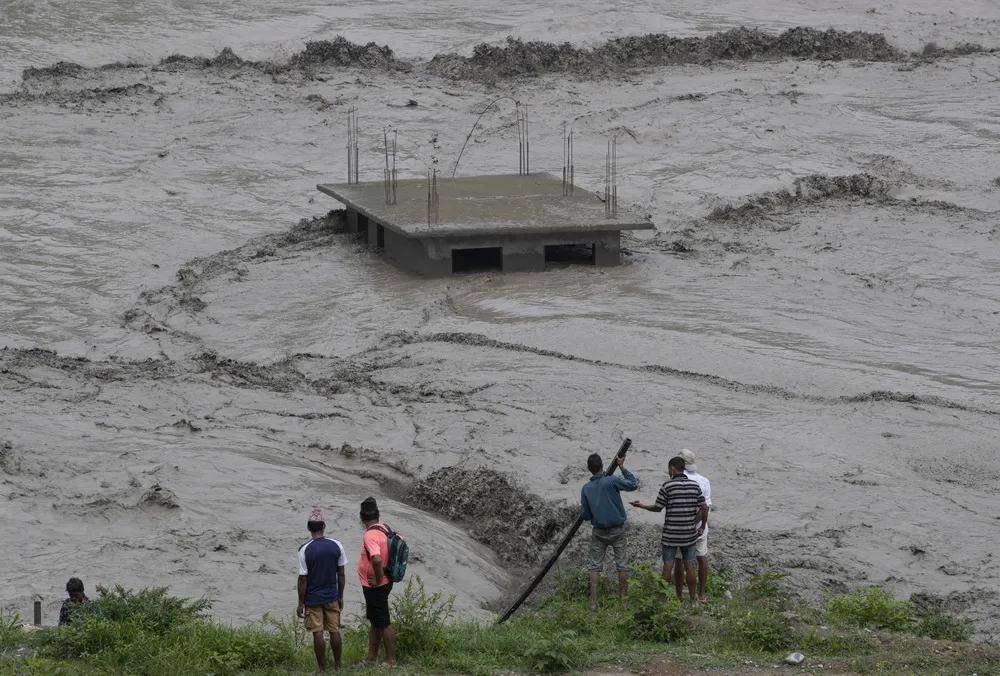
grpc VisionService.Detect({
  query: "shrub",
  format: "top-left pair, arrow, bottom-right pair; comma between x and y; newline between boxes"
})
36,586 -> 208,660
717,604 -> 791,653
736,572 -> 788,609
915,609 -> 970,642
716,573 -> 792,653
550,569 -> 590,601
73,586 -> 209,634
0,608 -> 23,651
521,629 -> 586,673
705,568 -> 733,600
796,627 -> 875,656
390,576 -> 456,657
166,621 -> 300,674
37,616 -> 143,659
826,588 -> 915,632
626,564 -> 689,642
34,587 -> 301,675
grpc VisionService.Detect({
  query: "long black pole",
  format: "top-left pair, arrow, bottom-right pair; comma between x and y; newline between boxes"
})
495,438 -> 632,625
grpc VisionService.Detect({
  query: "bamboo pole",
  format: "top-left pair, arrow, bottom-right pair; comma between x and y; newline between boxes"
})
495,438 -> 632,625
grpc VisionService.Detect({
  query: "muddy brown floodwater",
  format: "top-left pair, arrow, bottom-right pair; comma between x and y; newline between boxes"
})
2,0 -> 1000,641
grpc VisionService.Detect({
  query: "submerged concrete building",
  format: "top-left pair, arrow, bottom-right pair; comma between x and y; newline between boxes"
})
316,173 -> 654,275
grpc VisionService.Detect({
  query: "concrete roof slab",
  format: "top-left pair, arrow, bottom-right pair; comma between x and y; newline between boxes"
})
316,173 -> 654,238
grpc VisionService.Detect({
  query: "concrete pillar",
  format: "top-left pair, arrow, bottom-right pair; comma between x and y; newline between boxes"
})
345,209 -> 359,233
594,233 -> 621,266
368,219 -> 379,248
421,238 -> 454,276
357,214 -> 369,244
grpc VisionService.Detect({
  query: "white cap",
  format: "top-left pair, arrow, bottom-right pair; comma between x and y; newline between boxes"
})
679,448 -> 697,471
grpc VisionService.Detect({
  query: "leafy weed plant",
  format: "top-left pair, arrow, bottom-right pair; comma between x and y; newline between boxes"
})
715,573 -> 792,654
915,609 -> 970,642
826,587 -> 915,632
0,609 -> 22,652
390,577 -> 456,658
626,563 -> 689,643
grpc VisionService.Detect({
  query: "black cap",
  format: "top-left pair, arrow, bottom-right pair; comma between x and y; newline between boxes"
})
360,496 -> 379,520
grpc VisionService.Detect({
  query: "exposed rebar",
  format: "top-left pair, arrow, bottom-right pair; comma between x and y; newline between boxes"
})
392,130 -> 398,204
525,104 -> 530,175
562,124 -> 575,196
426,168 -> 440,224
569,128 -> 574,195
604,135 -> 618,218
346,107 -> 360,185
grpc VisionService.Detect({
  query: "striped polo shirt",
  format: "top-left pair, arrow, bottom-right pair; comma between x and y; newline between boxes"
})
655,474 -> 706,547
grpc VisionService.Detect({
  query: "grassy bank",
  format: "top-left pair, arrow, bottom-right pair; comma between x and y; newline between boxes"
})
2,568 -> 996,675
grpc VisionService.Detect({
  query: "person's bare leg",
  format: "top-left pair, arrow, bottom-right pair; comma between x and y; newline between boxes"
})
662,562 -> 682,601
365,626 -> 379,664
617,570 -> 628,601
697,556 -> 709,602
329,632 -> 342,670
312,631 -> 328,671
589,572 -> 600,610
382,626 -> 397,666
685,561 -> 697,603
673,560 -> 684,599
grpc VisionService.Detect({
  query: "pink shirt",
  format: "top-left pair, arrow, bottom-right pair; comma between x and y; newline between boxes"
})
356,524 -> 390,587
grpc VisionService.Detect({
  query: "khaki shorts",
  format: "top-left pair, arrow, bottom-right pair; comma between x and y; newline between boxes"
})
693,533 -> 708,557
304,602 -> 341,634
588,525 -> 628,572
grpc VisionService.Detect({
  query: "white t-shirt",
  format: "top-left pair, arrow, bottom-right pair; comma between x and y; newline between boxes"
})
684,470 -> 711,536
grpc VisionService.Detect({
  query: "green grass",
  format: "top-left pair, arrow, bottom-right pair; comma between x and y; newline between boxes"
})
0,610 -> 23,652
1,573 -> 994,675
826,587 -> 917,632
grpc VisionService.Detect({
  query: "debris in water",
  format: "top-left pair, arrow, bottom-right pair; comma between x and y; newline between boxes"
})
142,483 -> 180,509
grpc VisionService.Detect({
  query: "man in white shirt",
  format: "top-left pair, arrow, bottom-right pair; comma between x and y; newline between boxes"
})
674,448 -> 711,602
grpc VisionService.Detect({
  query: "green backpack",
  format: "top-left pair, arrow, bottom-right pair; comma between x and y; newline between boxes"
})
367,524 -> 409,583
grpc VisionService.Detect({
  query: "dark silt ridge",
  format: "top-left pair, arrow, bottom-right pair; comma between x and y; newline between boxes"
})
19,27 -> 993,84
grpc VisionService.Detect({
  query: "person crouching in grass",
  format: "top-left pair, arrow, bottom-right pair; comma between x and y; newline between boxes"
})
297,507 -> 346,671
58,577 -> 89,625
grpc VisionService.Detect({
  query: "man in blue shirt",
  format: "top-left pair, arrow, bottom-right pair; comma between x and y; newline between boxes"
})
581,453 -> 638,610
297,507 -> 347,671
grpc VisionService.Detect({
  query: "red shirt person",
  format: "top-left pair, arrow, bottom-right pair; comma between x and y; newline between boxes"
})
356,497 -> 397,667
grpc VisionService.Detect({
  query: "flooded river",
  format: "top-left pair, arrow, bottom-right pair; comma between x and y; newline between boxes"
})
2,0 -> 999,638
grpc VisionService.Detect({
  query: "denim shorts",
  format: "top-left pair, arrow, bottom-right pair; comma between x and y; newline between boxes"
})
662,544 -> 697,563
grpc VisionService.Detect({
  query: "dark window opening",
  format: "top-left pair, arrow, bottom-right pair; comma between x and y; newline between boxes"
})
376,224 -> 385,249
545,243 -> 595,267
452,247 -> 502,273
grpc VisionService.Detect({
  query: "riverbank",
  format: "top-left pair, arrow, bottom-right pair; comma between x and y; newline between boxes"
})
2,571 -> 995,675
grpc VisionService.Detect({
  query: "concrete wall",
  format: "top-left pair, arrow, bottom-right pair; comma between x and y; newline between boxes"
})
382,226 -> 450,276
423,230 -> 621,274
347,213 -> 622,276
